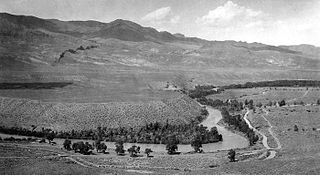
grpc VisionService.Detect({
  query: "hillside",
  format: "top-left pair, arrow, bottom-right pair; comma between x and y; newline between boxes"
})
0,12 -> 319,109
280,44 -> 320,59
1,12 -> 319,72
0,94 -> 202,131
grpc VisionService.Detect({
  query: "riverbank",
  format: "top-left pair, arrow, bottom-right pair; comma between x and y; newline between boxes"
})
0,106 -> 249,153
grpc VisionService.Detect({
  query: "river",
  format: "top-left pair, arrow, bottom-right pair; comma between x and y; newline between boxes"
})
0,106 -> 248,153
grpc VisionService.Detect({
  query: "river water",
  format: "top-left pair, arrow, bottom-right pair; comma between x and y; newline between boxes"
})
0,106 -> 248,153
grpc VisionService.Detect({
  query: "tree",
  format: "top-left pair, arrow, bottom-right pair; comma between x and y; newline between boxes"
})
72,141 -> 93,155
127,145 -> 138,157
228,149 -> 236,162
145,148 -> 153,157
244,99 -> 249,106
191,134 -> 203,153
294,125 -> 299,132
279,99 -> 286,107
63,139 -> 72,150
46,131 -> 55,144
248,100 -> 254,109
256,102 -> 263,108
166,135 -> 179,155
95,140 -> 107,153
115,141 -> 125,155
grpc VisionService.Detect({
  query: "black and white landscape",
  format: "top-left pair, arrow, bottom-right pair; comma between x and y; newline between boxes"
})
0,1 -> 320,174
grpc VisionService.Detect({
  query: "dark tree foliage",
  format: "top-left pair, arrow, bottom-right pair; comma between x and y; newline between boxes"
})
166,135 -> 179,155
221,108 -> 258,146
221,80 -> 320,89
115,141 -> 125,155
191,134 -> 203,153
95,139 -> 107,153
76,45 -> 85,50
63,139 -> 72,150
0,120 -> 222,145
46,131 -> 55,143
279,99 -> 286,107
145,148 -> 153,157
188,85 -> 222,99
127,145 -> 140,157
228,149 -> 236,162
197,97 -> 243,113
72,141 -> 93,155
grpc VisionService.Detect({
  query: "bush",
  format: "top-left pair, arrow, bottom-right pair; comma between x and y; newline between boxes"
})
279,99 -> 286,107
145,148 -> 153,157
63,139 -> 72,150
191,134 -> 203,153
76,46 -> 85,50
166,135 -> 179,155
115,141 -> 125,155
72,141 -> 93,155
127,145 -> 139,157
228,149 -> 236,162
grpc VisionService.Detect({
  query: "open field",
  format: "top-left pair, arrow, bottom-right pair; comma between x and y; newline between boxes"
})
263,105 -> 320,154
209,87 -> 320,105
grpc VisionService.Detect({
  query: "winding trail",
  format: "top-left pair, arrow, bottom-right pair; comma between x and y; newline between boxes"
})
243,109 -> 281,160
261,109 -> 282,150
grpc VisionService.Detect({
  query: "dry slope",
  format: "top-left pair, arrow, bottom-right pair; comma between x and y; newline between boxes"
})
0,93 -> 202,131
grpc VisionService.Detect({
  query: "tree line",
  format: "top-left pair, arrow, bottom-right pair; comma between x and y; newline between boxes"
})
221,80 -> 320,90
0,119 -> 222,145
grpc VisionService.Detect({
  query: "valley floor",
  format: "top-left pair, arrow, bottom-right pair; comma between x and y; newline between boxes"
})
1,87 -> 320,174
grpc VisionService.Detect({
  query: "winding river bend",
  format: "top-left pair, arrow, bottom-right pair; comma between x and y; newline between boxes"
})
0,106 -> 249,153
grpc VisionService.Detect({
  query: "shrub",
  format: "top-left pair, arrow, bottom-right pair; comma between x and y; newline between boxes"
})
145,148 -> 153,157
63,139 -> 72,150
115,141 -> 125,155
191,134 -> 203,153
228,149 -> 236,162
166,135 -> 179,155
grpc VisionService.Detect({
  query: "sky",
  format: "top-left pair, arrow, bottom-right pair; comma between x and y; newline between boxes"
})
1,0 -> 319,46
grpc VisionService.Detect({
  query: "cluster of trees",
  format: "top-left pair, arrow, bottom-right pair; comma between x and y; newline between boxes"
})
221,80 -> 320,90
188,85 -> 222,99
63,139 -> 154,157
221,108 -> 259,146
0,82 -> 72,89
197,97 -> 245,112
0,120 -> 222,145
63,139 -> 106,155
0,136 -> 37,142
57,45 -> 98,62
0,126 -> 57,140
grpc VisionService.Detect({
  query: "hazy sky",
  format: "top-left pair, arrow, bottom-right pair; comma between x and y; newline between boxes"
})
1,0 -> 319,46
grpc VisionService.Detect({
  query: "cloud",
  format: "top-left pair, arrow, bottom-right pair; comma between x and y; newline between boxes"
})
193,1 -> 320,46
141,7 -> 171,22
197,1 -> 263,27
170,15 -> 180,24
140,6 -> 180,32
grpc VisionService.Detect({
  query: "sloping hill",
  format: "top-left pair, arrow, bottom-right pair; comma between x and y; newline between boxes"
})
0,94 -> 202,131
280,44 -> 320,58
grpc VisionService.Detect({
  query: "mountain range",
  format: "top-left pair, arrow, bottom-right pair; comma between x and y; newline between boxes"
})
0,12 -> 319,87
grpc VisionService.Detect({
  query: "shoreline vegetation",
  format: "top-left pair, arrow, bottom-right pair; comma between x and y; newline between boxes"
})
0,82 -> 73,89
0,79 -> 319,149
